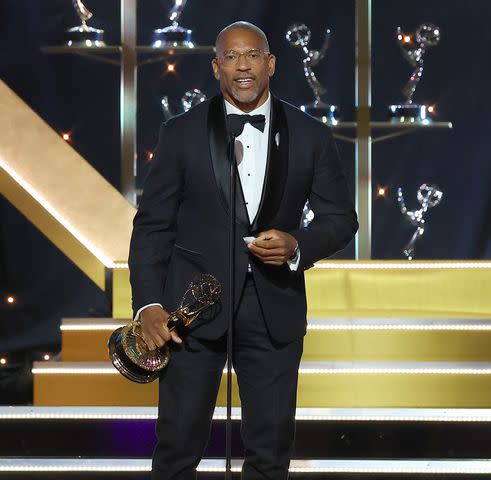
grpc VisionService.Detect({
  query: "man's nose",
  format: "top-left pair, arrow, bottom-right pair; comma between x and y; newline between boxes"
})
236,58 -> 251,70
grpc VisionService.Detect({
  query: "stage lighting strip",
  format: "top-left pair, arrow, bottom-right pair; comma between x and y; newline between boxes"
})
314,261 -> 491,269
60,323 -> 126,331
297,363 -> 491,375
60,318 -> 491,332
307,318 -> 491,331
31,361 -> 491,376
1,458 -> 491,473
109,260 -> 491,270
88,260 -> 491,270
0,158 -> 121,269
4,407 -> 491,423
47,260 -> 491,272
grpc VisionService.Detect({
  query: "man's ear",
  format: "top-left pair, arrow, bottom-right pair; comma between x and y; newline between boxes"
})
211,59 -> 220,80
268,54 -> 276,77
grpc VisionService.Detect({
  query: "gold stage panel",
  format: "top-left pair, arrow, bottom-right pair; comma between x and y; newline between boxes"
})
0,80 -> 135,290
306,261 -> 491,318
61,318 -> 491,363
33,361 -> 491,408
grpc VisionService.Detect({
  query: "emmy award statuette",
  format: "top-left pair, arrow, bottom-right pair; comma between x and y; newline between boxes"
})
397,183 -> 443,260
152,0 -> 194,48
286,23 -> 339,125
388,24 -> 441,123
161,89 -> 207,120
65,0 -> 105,47
108,274 -> 221,383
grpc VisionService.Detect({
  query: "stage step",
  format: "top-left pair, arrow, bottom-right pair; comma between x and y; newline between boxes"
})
61,317 -> 491,362
1,458 -> 491,479
33,361 -> 491,407
2,407 -> 491,458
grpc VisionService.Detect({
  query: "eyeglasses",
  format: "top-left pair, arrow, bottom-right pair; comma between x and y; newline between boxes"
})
218,49 -> 270,66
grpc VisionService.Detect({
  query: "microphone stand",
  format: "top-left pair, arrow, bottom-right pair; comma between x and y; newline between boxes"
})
226,132 -> 237,480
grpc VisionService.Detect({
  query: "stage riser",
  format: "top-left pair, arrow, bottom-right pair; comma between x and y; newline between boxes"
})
62,328 -> 491,363
2,420 -> 491,458
33,372 -> 491,407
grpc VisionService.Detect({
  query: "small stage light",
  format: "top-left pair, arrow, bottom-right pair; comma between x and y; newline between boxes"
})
0,358 -> 6,365
403,35 -> 411,43
44,354 -> 51,361
6,296 -> 15,304
376,186 -> 387,198
428,105 -> 436,114
166,63 -> 176,73
62,132 -> 71,142
144,151 -> 154,164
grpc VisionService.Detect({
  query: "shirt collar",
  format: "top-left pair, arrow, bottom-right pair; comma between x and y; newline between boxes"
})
224,91 -> 271,119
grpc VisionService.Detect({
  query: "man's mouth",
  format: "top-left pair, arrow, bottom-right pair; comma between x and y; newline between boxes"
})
235,77 -> 255,89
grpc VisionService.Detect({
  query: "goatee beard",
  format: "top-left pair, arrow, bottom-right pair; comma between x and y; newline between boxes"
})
231,87 -> 260,105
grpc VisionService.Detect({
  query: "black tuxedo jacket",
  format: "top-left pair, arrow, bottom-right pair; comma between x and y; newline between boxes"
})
128,93 -> 358,344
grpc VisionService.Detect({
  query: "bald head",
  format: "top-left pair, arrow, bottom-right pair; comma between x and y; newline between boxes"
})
215,21 -> 269,55
212,21 -> 275,112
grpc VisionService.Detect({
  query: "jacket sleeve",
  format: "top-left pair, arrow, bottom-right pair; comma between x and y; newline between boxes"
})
128,120 -> 183,318
289,127 -> 358,270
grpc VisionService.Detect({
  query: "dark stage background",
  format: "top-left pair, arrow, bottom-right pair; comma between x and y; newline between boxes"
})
0,1 -> 490,369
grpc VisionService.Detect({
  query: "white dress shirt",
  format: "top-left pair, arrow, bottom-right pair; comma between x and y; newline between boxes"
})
134,92 -> 299,321
225,93 -> 270,223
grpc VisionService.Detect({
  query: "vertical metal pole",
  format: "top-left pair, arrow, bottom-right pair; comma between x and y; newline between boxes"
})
121,0 -> 137,205
355,0 -> 372,259
226,139 -> 236,480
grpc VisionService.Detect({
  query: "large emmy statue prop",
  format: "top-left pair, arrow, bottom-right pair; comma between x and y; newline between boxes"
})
108,274 -> 221,383
388,24 -> 441,122
161,89 -> 206,120
397,184 -> 443,260
286,23 -> 339,124
152,0 -> 194,48
65,0 -> 105,47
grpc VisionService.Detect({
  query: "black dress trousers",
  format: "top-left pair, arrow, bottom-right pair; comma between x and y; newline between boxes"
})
151,274 -> 304,480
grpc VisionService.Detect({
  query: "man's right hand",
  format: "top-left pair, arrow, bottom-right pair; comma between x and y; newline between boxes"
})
140,305 -> 183,351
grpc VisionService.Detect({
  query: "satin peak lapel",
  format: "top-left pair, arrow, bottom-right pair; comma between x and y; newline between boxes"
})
251,95 -> 289,233
207,94 -> 249,227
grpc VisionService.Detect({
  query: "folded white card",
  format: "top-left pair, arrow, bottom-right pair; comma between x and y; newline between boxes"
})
243,236 -> 256,245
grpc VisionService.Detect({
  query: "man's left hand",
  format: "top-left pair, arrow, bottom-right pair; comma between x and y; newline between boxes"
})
248,229 -> 298,266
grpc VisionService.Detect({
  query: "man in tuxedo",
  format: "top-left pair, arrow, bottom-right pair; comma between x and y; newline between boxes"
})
128,21 -> 358,480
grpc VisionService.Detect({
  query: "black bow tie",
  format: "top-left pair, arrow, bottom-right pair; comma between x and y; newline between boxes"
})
226,113 -> 266,137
